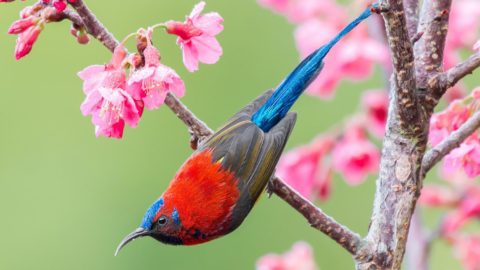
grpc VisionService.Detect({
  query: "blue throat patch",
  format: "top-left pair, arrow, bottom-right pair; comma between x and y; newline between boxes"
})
141,197 -> 164,229
172,208 -> 180,225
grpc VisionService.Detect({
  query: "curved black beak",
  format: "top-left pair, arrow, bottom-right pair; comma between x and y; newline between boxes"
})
114,227 -> 150,256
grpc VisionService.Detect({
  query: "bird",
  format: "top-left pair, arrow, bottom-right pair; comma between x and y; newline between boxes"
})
115,5 -> 376,254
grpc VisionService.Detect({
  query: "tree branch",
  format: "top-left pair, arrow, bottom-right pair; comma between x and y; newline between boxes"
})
356,1 -> 430,269
67,0 -> 362,256
379,0 -> 420,127
421,110 -> 480,175
405,210 -> 430,270
403,0 -> 419,39
435,52 -> 480,90
269,177 -> 362,255
414,0 -> 451,91
69,0 -> 118,52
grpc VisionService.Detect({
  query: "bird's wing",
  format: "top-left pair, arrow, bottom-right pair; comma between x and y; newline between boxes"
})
197,90 -> 296,229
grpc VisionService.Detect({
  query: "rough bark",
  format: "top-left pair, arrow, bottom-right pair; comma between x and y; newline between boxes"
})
356,0 -> 429,268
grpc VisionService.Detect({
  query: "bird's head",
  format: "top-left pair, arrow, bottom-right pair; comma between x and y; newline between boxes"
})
115,196 -> 184,255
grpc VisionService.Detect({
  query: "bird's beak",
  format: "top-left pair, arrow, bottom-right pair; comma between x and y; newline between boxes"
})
114,227 -> 150,256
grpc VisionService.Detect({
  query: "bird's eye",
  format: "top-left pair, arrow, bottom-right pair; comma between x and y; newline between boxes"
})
157,216 -> 168,226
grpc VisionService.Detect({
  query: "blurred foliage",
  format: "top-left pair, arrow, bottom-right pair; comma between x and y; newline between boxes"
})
0,0 -> 463,269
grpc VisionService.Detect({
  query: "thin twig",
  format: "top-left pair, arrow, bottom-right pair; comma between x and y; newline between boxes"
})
163,94 -> 213,142
67,0 -> 362,255
44,8 -> 84,26
421,110 -> 480,175
69,0 -> 118,51
435,52 -> 480,90
270,177 -> 362,255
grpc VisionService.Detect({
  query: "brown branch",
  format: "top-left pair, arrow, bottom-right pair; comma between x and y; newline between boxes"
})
356,0 -> 431,269
379,0 -> 420,127
163,94 -> 213,142
43,8 -> 84,26
421,110 -> 480,175
414,0 -> 451,91
69,0 -> 118,52
435,52 -> 480,90
67,0 -> 362,256
270,177 -> 362,255
403,0 -> 419,39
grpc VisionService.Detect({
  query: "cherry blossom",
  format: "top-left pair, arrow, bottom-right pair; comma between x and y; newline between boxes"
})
362,90 -> 388,138
453,235 -> 480,270
429,100 -> 471,147
79,46 -> 142,138
128,30 -> 185,110
256,242 -> 319,270
277,136 -> 335,200
166,1 -> 223,72
418,185 -> 459,207
332,125 -> 380,185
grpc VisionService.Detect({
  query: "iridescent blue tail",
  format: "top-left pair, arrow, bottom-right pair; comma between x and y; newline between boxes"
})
252,5 -> 375,131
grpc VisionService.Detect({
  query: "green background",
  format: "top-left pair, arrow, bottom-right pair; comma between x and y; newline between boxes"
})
0,1 -> 465,269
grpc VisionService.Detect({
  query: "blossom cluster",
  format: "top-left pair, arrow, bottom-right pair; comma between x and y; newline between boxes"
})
429,88 -> 480,178
4,1 -> 224,138
258,0 -> 388,99
419,174 -> 480,269
419,88 -> 480,269
443,0 -> 480,69
427,9 -> 480,263
78,2 -> 223,138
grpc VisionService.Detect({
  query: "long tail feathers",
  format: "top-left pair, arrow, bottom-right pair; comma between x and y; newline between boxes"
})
251,5 -> 376,132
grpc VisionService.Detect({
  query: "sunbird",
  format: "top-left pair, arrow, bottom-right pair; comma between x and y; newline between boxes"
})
115,6 -> 375,254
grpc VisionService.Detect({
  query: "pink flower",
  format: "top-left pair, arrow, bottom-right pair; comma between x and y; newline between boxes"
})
445,84 -> 467,103
166,1 -> 223,72
443,139 -> 480,178
362,90 -> 388,138
446,0 -> 480,50
257,0 -> 290,14
8,4 -> 46,60
429,101 -> 471,147
128,41 -> 185,110
442,187 -> 480,235
52,0 -> 66,12
256,242 -> 319,270
14,24 -> 43,60
295,18 -> 388,99
452,235 -> 480,270
257,0 -> 346,24
332,125 -> 380,185
418,185 -> 459,207
277,136 -> 335,200
42,0 -> 76,12
78,46 -> 142,138
8,16 -> 38,34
